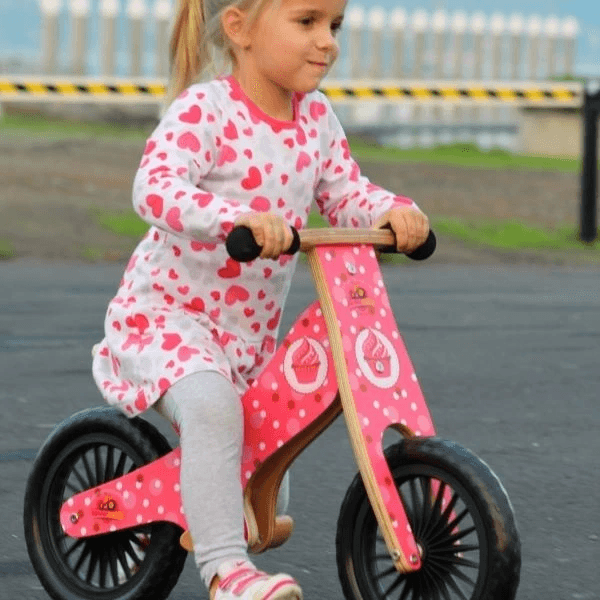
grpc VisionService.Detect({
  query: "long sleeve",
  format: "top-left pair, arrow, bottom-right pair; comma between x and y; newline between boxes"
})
314,95 -> 420,228
132,88 -> 253,242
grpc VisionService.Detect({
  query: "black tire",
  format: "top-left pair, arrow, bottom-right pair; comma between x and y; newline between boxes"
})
23,406 -> 188,600
336,437 -> 521,600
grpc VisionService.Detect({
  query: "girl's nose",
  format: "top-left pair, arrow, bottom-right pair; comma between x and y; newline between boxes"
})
316,28 -> 338,53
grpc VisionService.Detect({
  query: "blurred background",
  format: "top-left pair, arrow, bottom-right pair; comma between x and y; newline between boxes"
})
0,0 -> 596,153
0,0 -> 599,261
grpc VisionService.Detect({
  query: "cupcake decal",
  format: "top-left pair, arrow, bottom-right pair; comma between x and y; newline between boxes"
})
355,328 -> 399,388
284,337 -> 328,393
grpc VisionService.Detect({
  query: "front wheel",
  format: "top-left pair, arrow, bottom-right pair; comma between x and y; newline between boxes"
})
336,437 -> 521,600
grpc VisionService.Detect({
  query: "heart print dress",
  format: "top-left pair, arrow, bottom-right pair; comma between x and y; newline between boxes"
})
92,74 -> 420,417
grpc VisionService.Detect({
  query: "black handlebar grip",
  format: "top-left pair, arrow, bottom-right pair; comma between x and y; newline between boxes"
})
406,229 -> 436,261
378,227 -> 437,260
226,225 -> 301,262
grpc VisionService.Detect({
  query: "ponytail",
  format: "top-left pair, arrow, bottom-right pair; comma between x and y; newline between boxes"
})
166,0 -> 210,106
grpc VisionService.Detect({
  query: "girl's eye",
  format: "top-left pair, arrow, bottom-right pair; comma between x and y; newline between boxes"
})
300,17 -> 314,26
331,22 -> 343,34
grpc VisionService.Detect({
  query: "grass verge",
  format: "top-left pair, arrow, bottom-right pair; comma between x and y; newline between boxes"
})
92,208 -> 599,257
0,240 -> 16,260
433,217 -> 600,252
0,112 -> 590,173
92,209 -> 149,238
347,138 -> 585,173
0,112 -> 153,141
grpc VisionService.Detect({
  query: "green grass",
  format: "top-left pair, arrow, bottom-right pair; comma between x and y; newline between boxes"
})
0,112 -> 589,173
92,209 -> 149,238
0,240 -> 16,260
91,207 -> 599,255
432,217 -> 600,252
0,112 -> 154,141
347,137 -> 584,173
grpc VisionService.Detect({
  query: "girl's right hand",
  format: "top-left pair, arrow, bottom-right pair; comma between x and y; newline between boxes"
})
233,212 -> 295,260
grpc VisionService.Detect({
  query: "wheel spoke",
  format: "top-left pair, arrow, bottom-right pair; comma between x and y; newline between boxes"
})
435,543 -> 479,554
398,580 -> 413,600
81,453 -> 96,488
447,525 -> 477,545
85,547 -> 99,584
382,572 -> 407,597
440,491 -> 460,525
108,545 -> 120,587
64,479 -> 80,495
443,572 -> 469,600
116,542 -> 132,580
104,446 -> 115,482
93,446 -> 103,486
115,450 -> 127,477
98,548 -> 108,588
73,542 -> 91,575
123,538 -> 142,566
419,477 -> 432,532
72,461 -> 90,491
448,563 -> 476,587
62,537 -> 85,559
420,480 -> 446,540
408,478 -> 422,537
439,580 -> 453,600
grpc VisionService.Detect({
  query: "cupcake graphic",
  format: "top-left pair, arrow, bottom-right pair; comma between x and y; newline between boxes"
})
362,329 -> 391,377
292,338 -> 321,384
355,328 -> 399,389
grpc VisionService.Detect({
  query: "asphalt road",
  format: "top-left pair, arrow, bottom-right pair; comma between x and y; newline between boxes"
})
1,259 -> 599,600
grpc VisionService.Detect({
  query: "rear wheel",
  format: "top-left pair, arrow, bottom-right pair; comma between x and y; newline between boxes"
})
24,406 -> 187,600
336,437 -> 521,600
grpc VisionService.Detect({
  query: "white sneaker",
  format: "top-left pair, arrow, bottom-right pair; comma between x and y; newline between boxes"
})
213,560 -> 303,600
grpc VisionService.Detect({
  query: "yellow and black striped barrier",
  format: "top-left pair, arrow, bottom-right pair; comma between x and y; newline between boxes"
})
0,77 -> 584,108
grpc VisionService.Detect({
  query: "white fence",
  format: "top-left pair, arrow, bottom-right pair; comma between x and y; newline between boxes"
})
19,2 -> 584,149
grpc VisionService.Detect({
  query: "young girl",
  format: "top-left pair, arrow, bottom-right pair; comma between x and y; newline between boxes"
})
92,0 -> 429,597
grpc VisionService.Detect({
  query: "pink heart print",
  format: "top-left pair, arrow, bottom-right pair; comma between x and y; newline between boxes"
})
224,120 -> 239,140
179,105 -> 202,124
143,140 -> 156,155
241,166 -> 262,190
146,194 -> 163,218
296,152 -> 311,172
225,285 -> 250,305
217,145 -> 237,166
309,101 -> 327,120
250,196 -> 271,211
161,333 -> 182,350
177,132 -> 201,152
166,207 -> 184,232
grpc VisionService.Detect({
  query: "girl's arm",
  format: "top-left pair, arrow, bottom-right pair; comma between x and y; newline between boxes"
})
314,95 -> 423,228
132,88 -> 253,242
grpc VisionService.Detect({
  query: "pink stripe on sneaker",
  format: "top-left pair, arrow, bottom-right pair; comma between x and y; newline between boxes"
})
219,567 -> 255,590
233,573 -> 269,594
262,578 -> 299,600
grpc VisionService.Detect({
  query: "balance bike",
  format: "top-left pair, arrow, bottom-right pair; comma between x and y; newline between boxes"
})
24,226 -> 521,600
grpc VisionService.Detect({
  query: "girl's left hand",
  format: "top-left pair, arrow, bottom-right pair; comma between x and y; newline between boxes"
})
372,207 -> 430,253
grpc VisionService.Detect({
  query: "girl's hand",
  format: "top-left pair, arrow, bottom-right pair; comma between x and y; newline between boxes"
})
372,207 -> 430,253
234,212 -> 295,260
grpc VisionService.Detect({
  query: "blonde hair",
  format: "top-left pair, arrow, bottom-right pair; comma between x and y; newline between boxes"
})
167,0 -> 276,105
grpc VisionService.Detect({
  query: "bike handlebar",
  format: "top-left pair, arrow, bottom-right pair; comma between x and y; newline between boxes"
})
226,226 -> 436,263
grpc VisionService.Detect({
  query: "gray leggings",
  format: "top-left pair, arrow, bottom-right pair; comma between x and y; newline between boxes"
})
153,370 -> 289,589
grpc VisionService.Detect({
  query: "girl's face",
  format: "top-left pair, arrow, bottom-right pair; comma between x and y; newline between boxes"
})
241,0 -> 346,96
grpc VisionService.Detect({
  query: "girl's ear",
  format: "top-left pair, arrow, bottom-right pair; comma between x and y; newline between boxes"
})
221,6 -> 252,49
